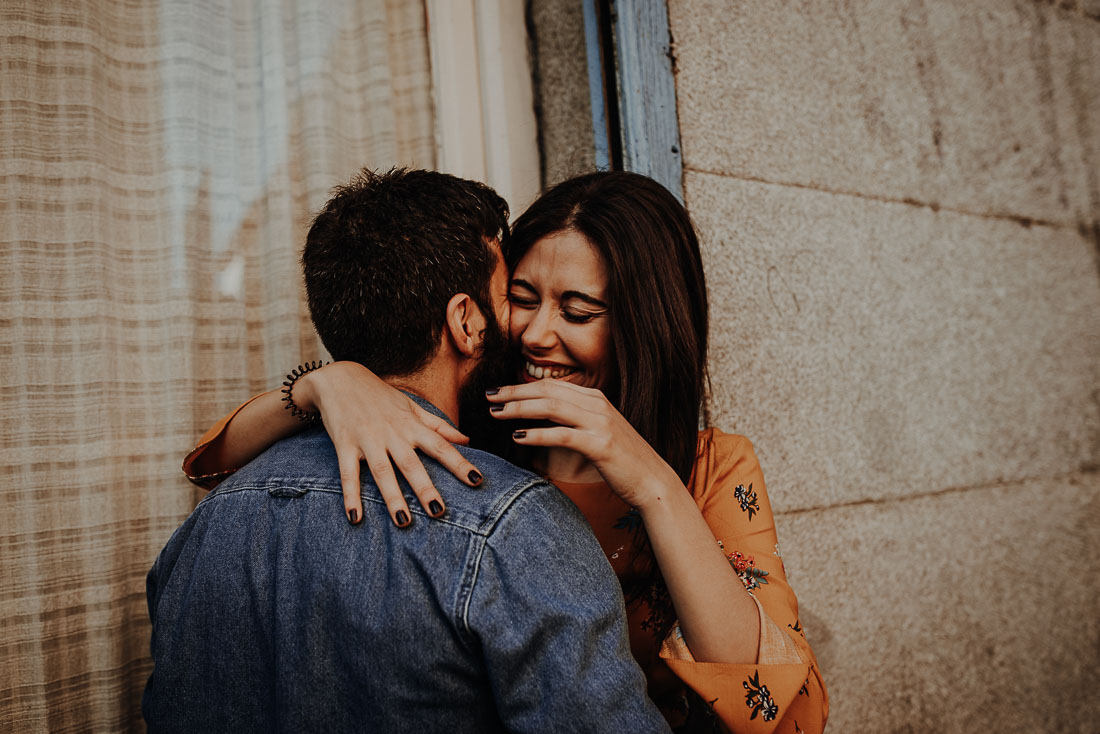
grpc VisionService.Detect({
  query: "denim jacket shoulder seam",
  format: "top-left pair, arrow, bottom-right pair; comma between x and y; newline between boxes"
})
456,475 -> 552,639
476,475 -> 550,535
456,533 -> 488,642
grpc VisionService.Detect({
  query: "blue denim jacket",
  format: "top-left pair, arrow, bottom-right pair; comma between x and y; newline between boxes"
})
144,395 -> 669,733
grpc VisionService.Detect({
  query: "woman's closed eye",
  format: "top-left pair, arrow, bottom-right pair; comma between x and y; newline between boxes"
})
508,292 -> 538,308
561,309 -> 601,324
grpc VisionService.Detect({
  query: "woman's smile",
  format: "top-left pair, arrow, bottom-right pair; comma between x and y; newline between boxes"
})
522,359 -> 579,381
507,229 -> 614,391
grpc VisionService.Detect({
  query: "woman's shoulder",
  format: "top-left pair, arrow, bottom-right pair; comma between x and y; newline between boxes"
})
689,427 -> 763,496
689,427 -> 775,527
695,426 -> 758,466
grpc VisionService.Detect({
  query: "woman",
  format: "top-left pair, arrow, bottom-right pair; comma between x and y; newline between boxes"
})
184,172 -> 827,732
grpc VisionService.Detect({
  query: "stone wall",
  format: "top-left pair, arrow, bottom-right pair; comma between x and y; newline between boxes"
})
527,0 -> 597,187
667,0 -> 1100,731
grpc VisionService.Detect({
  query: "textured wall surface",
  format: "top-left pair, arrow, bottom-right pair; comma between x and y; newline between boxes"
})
527,0 -> 597,187
667,0 -> 1100,731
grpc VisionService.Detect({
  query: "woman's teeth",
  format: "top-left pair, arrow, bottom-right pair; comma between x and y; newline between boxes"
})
525,362 -> 576,380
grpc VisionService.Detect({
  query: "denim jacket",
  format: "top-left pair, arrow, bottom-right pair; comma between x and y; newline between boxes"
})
144,394 -> 669,733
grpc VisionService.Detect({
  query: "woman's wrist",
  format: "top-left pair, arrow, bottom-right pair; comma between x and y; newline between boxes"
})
293,369 -> 322,413
632,462 -> 687,515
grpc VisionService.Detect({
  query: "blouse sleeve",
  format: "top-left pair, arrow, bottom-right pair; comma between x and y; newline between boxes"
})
181,394 -> 265,490
657,430 -> 828,734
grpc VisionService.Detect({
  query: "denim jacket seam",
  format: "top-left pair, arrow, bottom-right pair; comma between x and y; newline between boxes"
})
456,533 -> 488,643
456,476 -> 552,638
203,483 -> 525,535
474,475 -> 551,535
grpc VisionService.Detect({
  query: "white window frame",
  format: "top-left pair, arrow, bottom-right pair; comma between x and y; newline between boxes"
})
425,0 -> 541,216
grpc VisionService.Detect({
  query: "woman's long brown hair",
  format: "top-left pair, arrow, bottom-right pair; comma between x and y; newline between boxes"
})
508,171 -> 710,633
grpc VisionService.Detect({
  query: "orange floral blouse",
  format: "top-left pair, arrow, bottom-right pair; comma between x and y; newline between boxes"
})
184,411 -> 827,733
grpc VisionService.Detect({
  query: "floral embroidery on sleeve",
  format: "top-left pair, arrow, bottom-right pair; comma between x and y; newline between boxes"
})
743,670 -> 778,721
726,549 -> 769,591
733,483 -> 760,519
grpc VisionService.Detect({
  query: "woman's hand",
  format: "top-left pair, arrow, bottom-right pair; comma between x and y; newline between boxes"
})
297,362 -> 484,526
490,379 -> 763,664
484,380 -> 679,508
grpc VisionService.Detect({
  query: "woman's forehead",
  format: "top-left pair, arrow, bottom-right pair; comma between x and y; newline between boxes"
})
512,230 -> 607,291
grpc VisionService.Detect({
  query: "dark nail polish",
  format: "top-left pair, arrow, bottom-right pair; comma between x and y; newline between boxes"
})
429,500 -> 443,516
348,508 -> 359,525
468,470 -> 483,485
512,430 -> 526,439
395,510 -> 410,527
485,387 -> 500,396
489,404 -> 504,413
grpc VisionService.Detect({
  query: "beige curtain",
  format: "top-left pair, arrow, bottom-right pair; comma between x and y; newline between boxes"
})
0,0 -> 435,729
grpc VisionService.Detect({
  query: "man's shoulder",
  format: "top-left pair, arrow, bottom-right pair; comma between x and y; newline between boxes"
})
416,443 -> 555,535
209,430 -> 556,536
212,427 -> 342,492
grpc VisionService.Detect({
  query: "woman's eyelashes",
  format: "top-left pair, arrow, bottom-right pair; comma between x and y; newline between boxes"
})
507,292 -> 602,324
561,309 -> 601,324
507,291 -> 537,308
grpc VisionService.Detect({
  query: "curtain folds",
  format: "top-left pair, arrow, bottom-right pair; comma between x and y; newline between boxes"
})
0,1 -> 434,729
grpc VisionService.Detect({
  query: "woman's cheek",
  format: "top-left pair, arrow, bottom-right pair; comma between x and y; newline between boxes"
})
508,310 -> 528,345
574,325 -> 612,390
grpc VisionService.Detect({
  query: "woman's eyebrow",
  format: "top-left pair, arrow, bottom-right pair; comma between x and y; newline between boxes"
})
562,290 -> 608,309
510,278 -> 608,309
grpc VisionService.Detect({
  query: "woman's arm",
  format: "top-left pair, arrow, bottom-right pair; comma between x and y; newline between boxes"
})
485,380 -> 759,664
186,388 -> 306,480
490,382 -> 828,731
185,362 -> 485,526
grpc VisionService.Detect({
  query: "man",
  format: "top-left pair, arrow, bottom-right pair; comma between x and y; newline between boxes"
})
143,168 -> 669,733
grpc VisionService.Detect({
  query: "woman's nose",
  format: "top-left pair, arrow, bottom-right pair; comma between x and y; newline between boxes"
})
520,305 -> 556,351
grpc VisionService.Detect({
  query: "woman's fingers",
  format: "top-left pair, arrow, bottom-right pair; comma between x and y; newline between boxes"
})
413,430 -> 483,488
486,379 -> 602,405
409,405 -> 483,485
413,405 -> 470,445
362,449 -> 413,528
488,395 -> 589,426
389,446 -> 446,518
336,445 -> 365,525
355,434 -> 472,526
509,425 -> 580,449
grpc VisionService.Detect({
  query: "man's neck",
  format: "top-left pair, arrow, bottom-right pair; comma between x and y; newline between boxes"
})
385,362 -> 461,425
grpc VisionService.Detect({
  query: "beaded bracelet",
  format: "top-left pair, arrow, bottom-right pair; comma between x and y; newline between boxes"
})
281,360 -> 326,424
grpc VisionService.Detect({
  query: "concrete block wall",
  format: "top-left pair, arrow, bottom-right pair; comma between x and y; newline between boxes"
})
527,0 -> 597,187
667,0 -> 1100,731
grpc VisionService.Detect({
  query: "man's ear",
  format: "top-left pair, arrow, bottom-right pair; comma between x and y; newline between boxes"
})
444,292 -> 487,357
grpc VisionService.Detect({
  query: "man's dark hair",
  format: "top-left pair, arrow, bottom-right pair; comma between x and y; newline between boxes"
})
303,167 -> 510,377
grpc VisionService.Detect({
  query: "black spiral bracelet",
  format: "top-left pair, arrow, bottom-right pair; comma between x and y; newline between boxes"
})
281,360 -> 327,424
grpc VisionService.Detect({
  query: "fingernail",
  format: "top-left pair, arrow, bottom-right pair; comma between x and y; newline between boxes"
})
512,430 -> 526,439
348,508 -> 359,525
489,404 -> 504,413
485,387 -> 500,395
429,500 -> 443,516
468,470 -> 483,485
395,510 -> 410,527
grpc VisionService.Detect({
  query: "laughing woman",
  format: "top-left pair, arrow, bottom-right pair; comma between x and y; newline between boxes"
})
184,172 -> 828,733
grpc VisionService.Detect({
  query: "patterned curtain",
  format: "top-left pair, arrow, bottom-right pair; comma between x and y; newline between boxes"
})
0,0 -> 434,729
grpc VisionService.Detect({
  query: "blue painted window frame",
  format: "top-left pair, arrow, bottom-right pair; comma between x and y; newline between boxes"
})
582,0 -> 684,202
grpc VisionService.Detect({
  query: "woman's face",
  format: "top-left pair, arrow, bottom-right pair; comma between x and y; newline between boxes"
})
507,230 -> 614,391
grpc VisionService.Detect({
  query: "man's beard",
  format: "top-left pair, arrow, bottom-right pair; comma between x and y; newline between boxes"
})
456,312 -> 516,451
